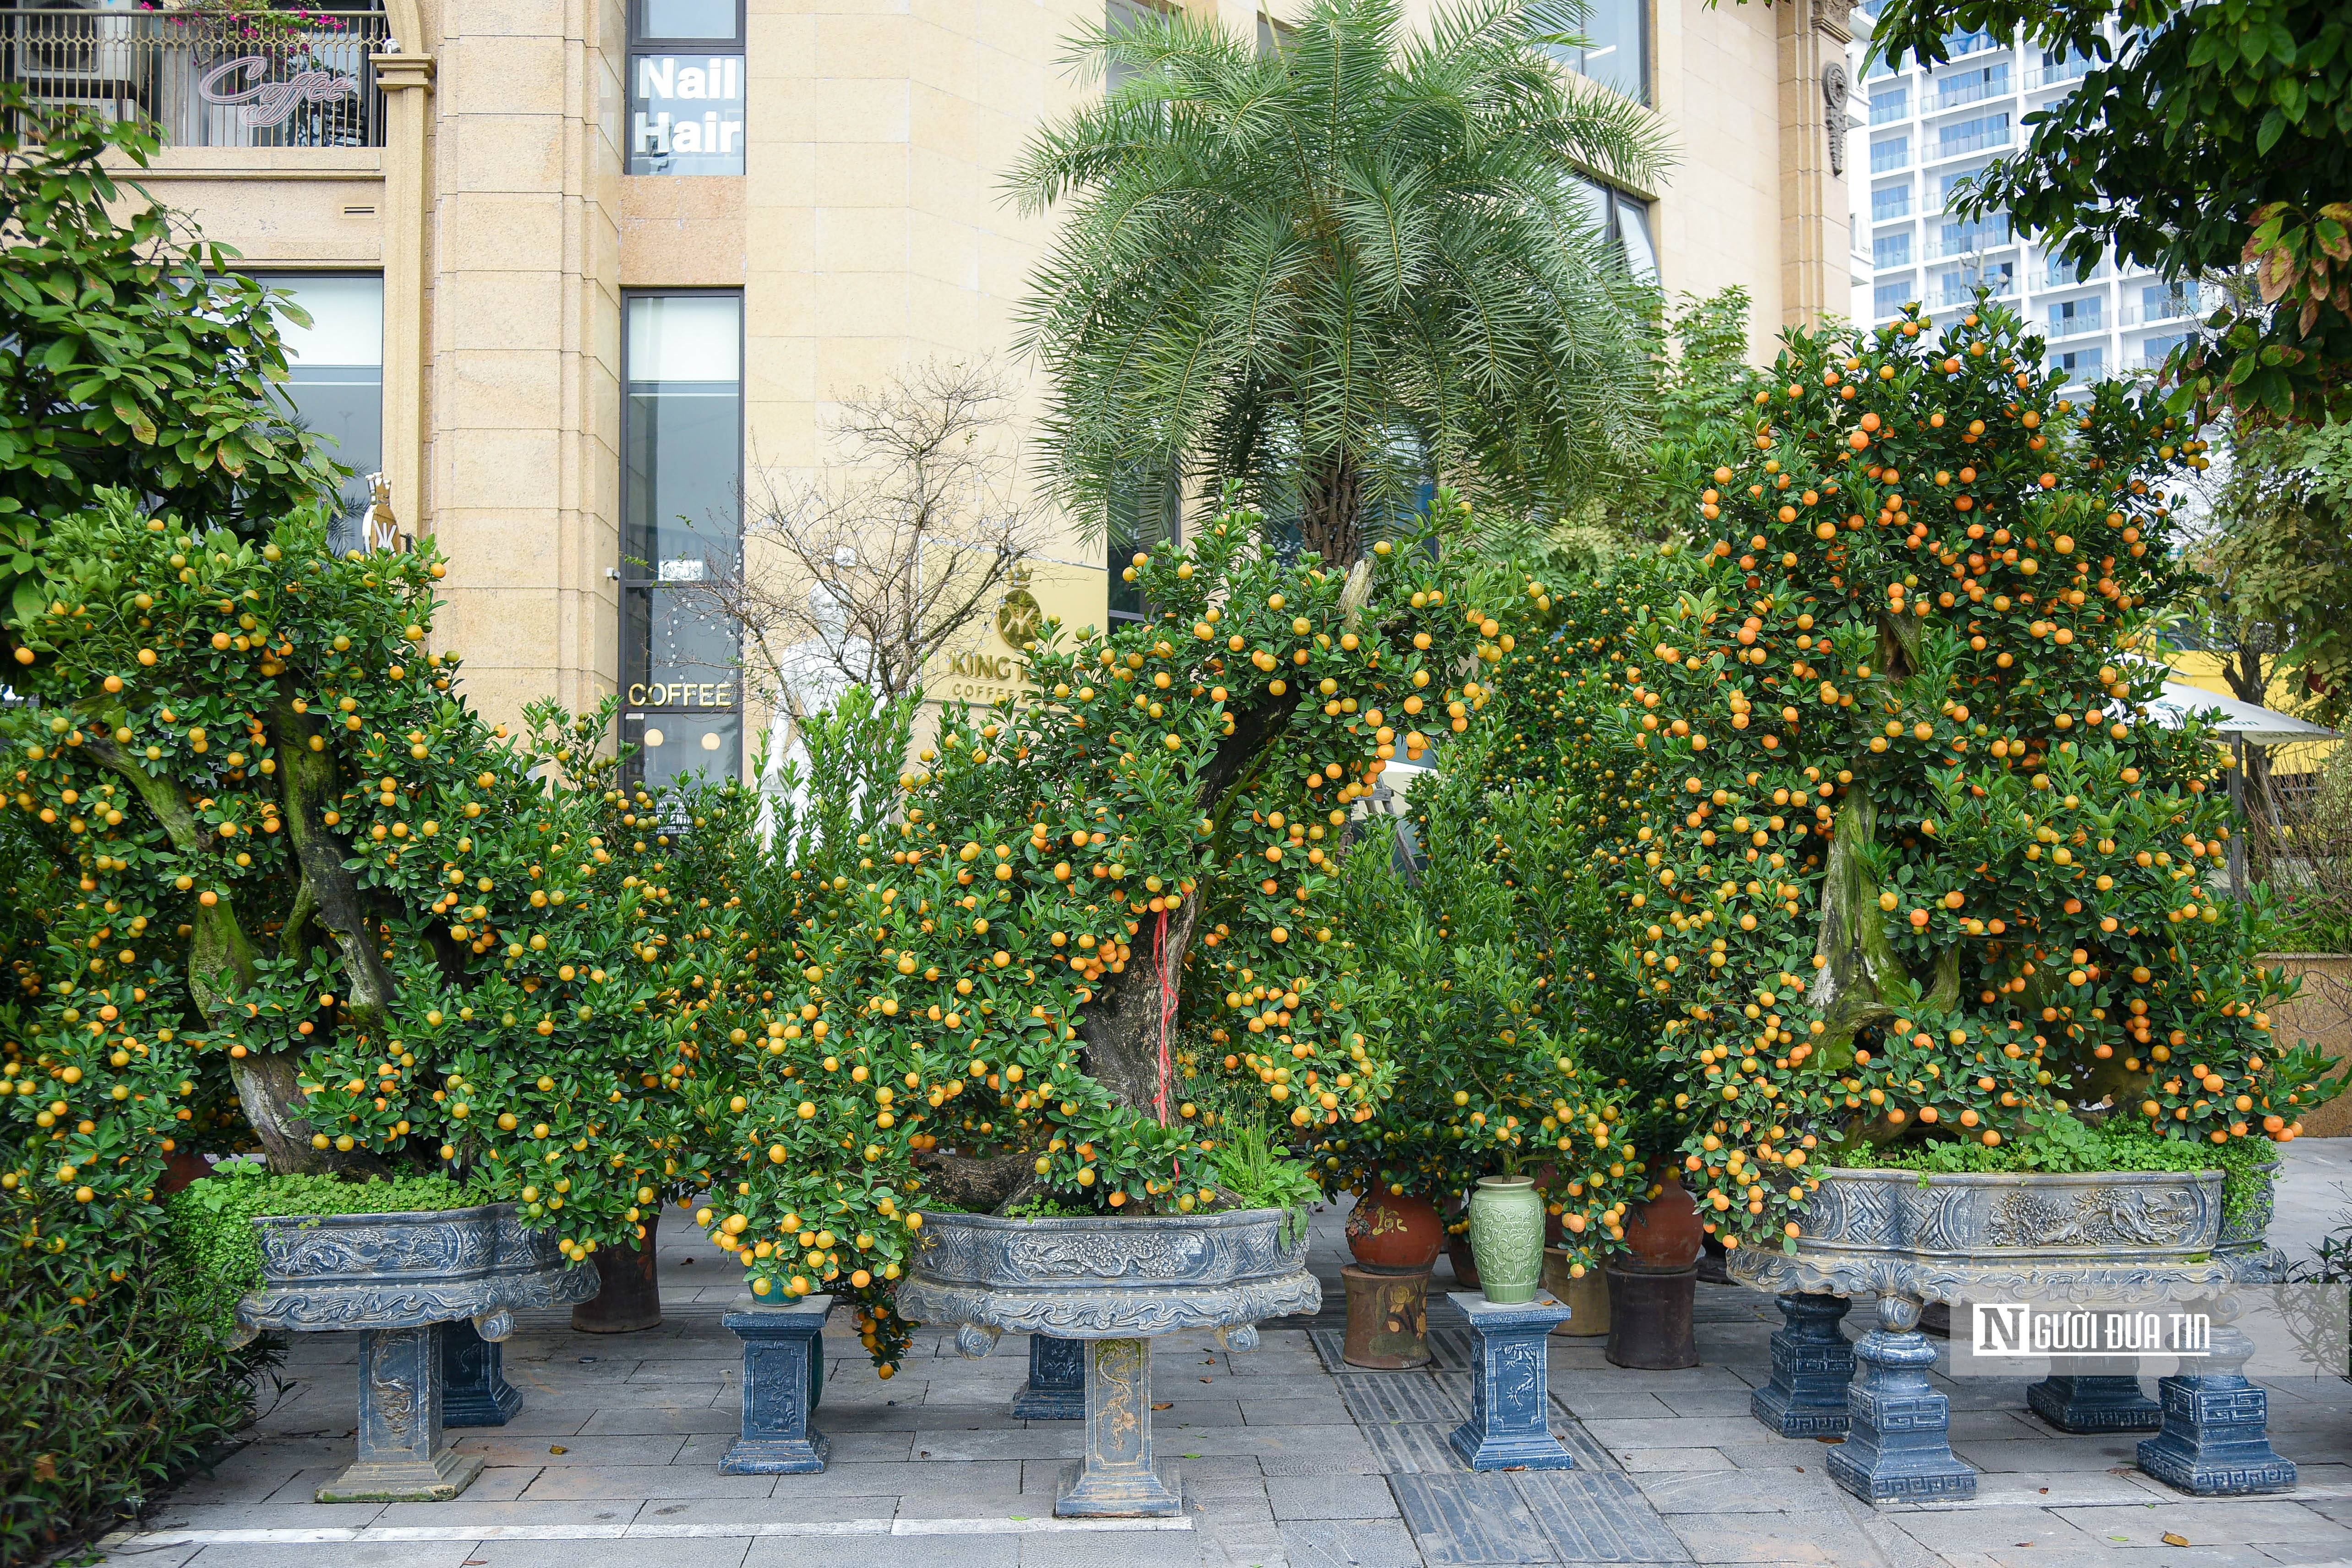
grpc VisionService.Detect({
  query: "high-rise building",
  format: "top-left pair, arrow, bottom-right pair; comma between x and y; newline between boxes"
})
6,0 -> 1862,778
1846,5 -> 2201,390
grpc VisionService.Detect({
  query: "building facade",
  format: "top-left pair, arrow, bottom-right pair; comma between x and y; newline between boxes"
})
1844,6 -> 2203,392
17,0 -> 1857,785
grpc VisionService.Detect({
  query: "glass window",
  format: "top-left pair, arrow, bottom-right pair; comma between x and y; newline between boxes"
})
637,0 -> 741,40
622,292 -> 742,790
1872,278 -> 1915,318
630,0 -> 744,173
268,273 -> 383,557
1546,0 -> 1647,104
1873,231 -> 1912,268
1570,175 -> 1656,281
1107,463 -> 1179,623
1867,84 -> 1907,123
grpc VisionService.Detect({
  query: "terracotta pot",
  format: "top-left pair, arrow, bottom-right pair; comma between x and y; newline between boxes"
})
1443,1227 -> 1481,1289
1344,1190 -> 1445,1273
155,1147 -> 212,1197
1541,1246 -> 1609,1338
572,1207 -> 662,1333
1620,1176 -> 1704,1271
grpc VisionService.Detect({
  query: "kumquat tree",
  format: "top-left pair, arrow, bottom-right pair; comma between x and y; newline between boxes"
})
661,489 -> 1635,1366
1587,298 -> 2344,1255
0,491 -> 742,1297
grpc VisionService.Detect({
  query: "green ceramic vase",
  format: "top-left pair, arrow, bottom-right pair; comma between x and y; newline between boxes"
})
1467,1175 -> 1545,1304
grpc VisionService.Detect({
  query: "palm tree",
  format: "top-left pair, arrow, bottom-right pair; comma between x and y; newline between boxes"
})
1009,0 -> 1670,567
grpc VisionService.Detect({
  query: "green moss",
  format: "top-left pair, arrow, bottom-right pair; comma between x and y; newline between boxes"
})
1829,1119 -> 2275,1226
998,1195 -> 1095,1219
164,1163 -> 491,1339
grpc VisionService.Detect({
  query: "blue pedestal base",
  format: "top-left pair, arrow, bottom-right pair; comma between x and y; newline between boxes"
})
439,1318 -> 523,1428
1752,1293 -> 1854,1438
2137,1328 -> 2296,1497
1014,1334 -> 1086,1420
1826,1300 -> 1975,1503
721,1293 -> 832,1475
2029,1372 -> 2161,1434
1446,1292 -> 1576,1471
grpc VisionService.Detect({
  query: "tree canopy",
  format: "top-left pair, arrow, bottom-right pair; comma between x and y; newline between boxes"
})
1010,0 -> 1669,566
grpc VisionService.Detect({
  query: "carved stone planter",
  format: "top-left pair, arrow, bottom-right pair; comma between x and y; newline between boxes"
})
1730,1166 -> 2292,1503
899,1206 -> 1319,1517
239,1203 -> 598,1502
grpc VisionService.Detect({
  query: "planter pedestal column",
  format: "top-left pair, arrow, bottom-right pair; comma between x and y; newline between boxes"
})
2029,1368 -> 2161,1434
1448,1292 -> 1576,1470
1341,1264 -> 1432,1369
720,1293 -> 831,1474
2137,1326 -> 2296,1497
317,1324 -> 485,1502
1013,1334 -> 1086,1420
1826,1295 -> 1976,1503
1058,1338 -> 1182,1517
440,1318 -> 522,1428
1752,1293 -> 1855,1437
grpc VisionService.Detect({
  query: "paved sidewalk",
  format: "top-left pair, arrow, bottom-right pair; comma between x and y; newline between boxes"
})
100,1144 -> 2352,1568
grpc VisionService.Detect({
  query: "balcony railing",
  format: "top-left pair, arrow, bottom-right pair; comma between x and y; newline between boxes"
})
2026,56 -> 2093,88
1926,227 -> 2011,259
1870,139 -> 1910,173
1931,70 -> 2010,109
2045,310 -> 2104,339
0,8 -> 389,148
1868,91 -> 1908,124
2123,293 -> 2201,325
1930,125 -> 2012,159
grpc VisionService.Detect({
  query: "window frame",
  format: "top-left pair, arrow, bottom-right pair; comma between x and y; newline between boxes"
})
617,286 -> 747,787
629,0 -> 747,49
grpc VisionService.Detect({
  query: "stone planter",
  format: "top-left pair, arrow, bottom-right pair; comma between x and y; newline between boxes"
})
899,1206 -> 1318,1517
239,1202 -> 597,1502
1732,1166 -> 2293,1503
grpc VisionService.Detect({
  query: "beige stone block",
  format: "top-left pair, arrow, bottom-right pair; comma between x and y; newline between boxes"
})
814,14 -> 911,77
441,35 -> 573,118
435,269 -> 567,352
811,143 -> 911,207
443,430 -> 569,514
621,177 -> 749,285
442,0 -> 573,38
811,205 -> 911,272
437,191 -> 570,271
810,273 -> 914,340
439,115 -> 570,192
800,78 -> 913,145
133,178 -> 385,268
440,350 -> 566,429
743,203 -> 817,273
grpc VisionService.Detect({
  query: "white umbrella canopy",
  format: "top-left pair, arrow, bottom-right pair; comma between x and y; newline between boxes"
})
2143,680 -> 2336,747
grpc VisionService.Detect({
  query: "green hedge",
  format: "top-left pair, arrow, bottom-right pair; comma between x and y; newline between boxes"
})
1,1195 -> 273,1568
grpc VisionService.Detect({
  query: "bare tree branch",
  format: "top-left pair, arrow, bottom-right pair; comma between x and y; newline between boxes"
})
685,359 -> 1056,727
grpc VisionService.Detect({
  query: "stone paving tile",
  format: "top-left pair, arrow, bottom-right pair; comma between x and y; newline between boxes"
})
1581,1417 -> 1790,1452
515,1465 -> 780,1501
1389,1472 -> 1559,1565
1018,1530 -> 1207,1568
1615,1449 -> 1739,1473
457,1541 -> 756,1568
1267,1475 -> 1404,1521
1630,1469 -> 1847,1514
1950,1438 -> 2151,1474
1663,1508 -> 1887,1566
1280,1519 -> 1424,1568
2051,1500 -> 2352,1548
739,1540 -> 1022,1568
1880,1503 -> 2101,1556
1515,1470 -> 1694,1563
1358,1422 -> 1468,1476
1337,1375 -> 1464,1426
182,1546 -> 483,1568
448,1433 -> 691,1467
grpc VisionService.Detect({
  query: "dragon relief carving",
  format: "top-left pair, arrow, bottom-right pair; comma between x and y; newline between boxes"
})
1985,1185 -> 2203,1249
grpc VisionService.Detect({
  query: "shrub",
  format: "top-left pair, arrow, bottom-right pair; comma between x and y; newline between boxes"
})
0,1191 -> 271,1568
1588,299 -> 2343,1252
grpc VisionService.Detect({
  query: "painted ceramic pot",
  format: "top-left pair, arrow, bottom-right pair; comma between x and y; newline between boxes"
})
1467,1175 -> 1545,1304
1345,1190 -> 1445,1273
1620,1177 -> 1705,1272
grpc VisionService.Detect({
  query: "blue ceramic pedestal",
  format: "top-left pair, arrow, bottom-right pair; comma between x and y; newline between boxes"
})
1058,1337 -> 1184,1517
1014,1334 -> 1086,1420
2029,1368 -> 2161,1434
1826,1297 -> 1976,1503
720,1292 -> 832,1475
439,1318 -> 522,1428
317,1324 -> 485,1502
2137,1327 -> 2297,1496
1447,1292 -> 1576,1471
1752,1292 -> 1855,1438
